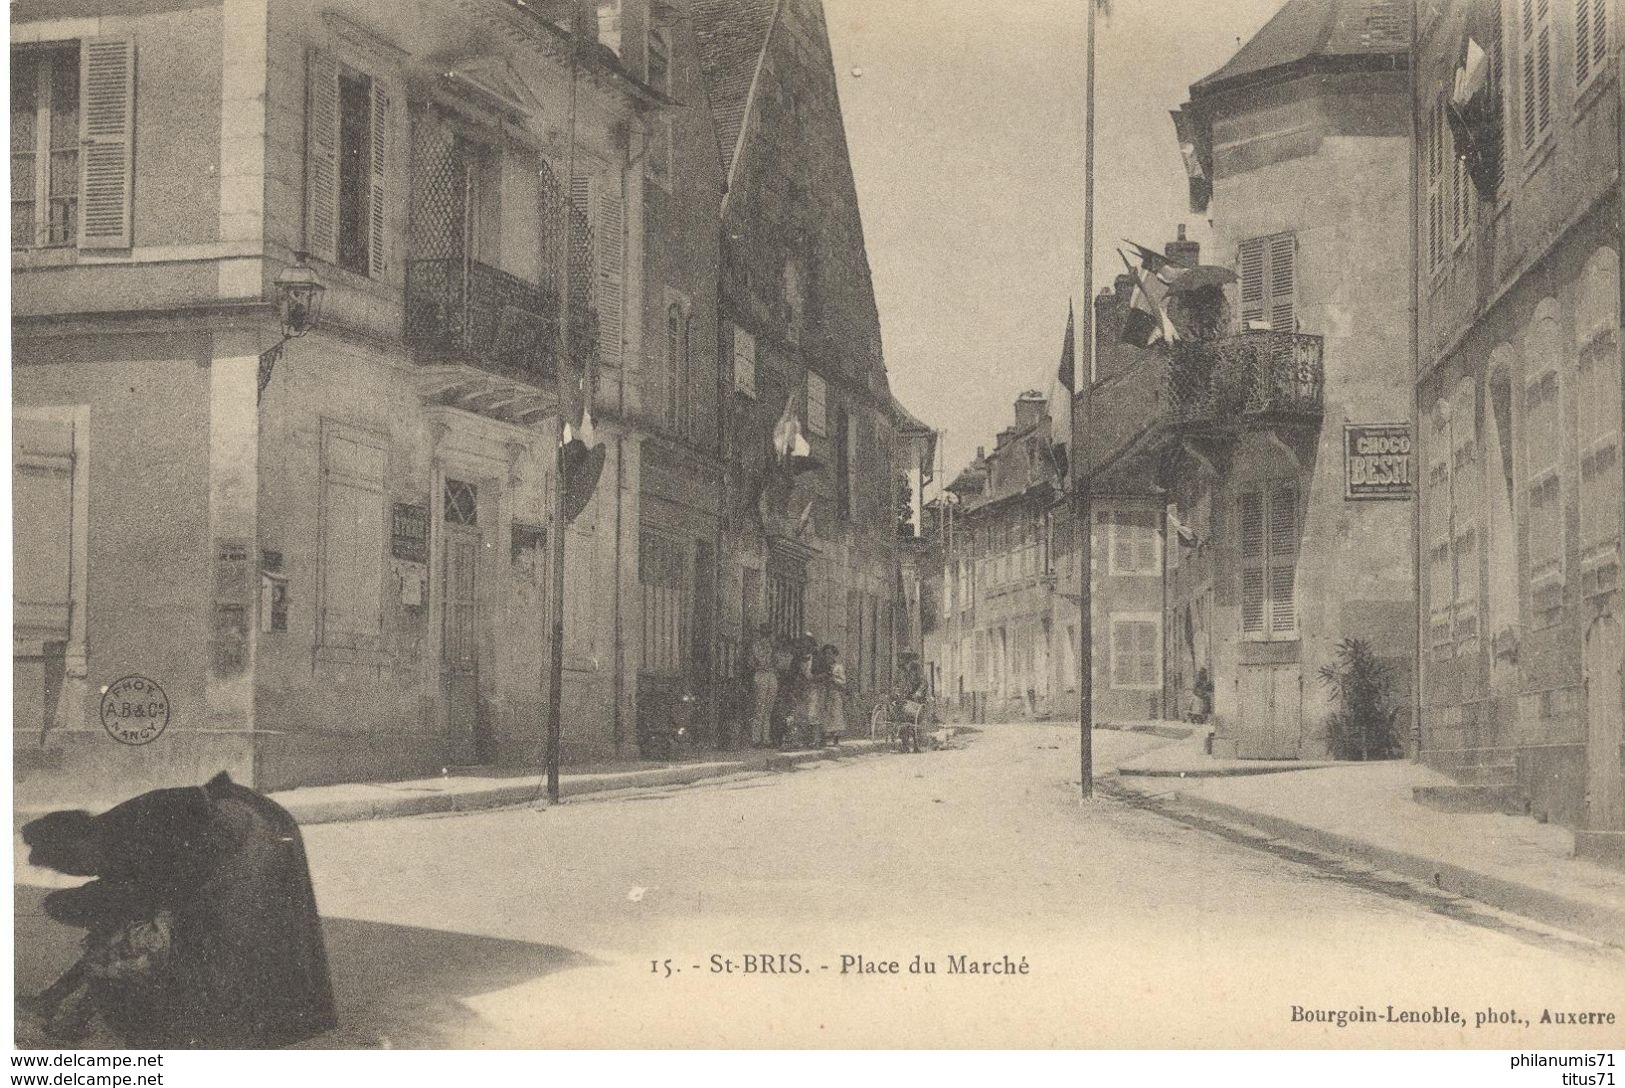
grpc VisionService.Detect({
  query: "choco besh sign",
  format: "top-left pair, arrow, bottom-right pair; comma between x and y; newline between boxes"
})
1344,423 -> 1413,500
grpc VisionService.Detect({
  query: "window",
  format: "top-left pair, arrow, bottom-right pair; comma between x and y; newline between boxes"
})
1519,0 -> 1554,153
1238,232 -> 1295,332
806,371 -> 828,436
732,326 -> 757,396
1577,249 -> 1622,599
1110,615 -> 1160,690
12,45 -> 79,248
1576,0 -> 1610,91
640,531 -> 687,676
1523,306 -> 1565,625
1425,399 -> 1456,651
307,48 -> 390,277
1107,507 -> 1160,575
319,424 -> 387,650
664,302 -> 684,433
647,29 -> 672,184
1451,380 -> 1481,646
836,407 -> 852,519
766,566 -> 805,641
13,407 -> 89,677
1239,482 -> 1299,640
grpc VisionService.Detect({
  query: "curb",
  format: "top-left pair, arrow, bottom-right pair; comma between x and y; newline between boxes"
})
1118,761 -> 1340,779
1107,778 -> 1625,948
277,740 -> 892,826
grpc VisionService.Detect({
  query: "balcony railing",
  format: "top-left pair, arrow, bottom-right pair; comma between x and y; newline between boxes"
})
407,259 -> 560,379
1168,331 -> 1324,430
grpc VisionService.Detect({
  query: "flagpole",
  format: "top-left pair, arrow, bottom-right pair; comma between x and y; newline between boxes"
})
546,18 -> 582,805
1074,0 -> 1097,801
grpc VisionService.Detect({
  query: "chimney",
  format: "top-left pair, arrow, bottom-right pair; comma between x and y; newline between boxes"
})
1165,222 -> 1200,268
1113,273 -> 1135,304
1014,390 -> 1047,431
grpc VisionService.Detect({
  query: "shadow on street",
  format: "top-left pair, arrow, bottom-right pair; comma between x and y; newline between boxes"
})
14,887 -> 596,1050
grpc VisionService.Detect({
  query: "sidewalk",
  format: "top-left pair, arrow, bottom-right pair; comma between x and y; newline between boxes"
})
1111,730 -> 1625,946
269,740 -> 893,825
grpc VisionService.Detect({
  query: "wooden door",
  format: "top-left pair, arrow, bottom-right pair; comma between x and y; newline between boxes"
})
1586,615 -> 1624,832
1236,663 -> 1300,759
442,515 -> 487,763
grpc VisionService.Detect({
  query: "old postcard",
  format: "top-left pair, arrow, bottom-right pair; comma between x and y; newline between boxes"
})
9,0 -> 1625,1057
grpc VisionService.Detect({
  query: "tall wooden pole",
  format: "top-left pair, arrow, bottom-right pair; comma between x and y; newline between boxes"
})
1075,0 -> 1097,800
546,32 -> 583,804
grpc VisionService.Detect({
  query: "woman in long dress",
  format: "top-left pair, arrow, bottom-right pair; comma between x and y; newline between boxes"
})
819,644 -> 848,746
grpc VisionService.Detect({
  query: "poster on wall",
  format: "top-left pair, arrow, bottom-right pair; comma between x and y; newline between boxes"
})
1343,422 -> 1413,500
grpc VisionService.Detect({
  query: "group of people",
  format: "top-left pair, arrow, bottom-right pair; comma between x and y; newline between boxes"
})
743,625 -> 850,750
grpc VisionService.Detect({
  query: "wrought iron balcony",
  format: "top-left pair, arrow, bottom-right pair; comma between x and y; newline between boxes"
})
407,258 -> 573,380
1167,331 -> 1324,431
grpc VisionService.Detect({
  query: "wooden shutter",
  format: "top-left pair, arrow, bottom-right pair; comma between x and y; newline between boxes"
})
1267,481 -> 1299,636
13,417 -> 76,639
370,80 -> 390,276
321,430 -> 385,648
305,47 -> 340,265
1112,621 -> 1133,686
1520,0 -> 1552,149
1579,0 -> 1594,84
78,37 -> 135,250
1491,3 -> 1507,193
1427,405 -> 1455,647
1267,233 -> 1295,332
1239,489 -> 1267,636
1239,238 -> 1265,328
596,173 -> 625,368
1135,622 -> 1158,687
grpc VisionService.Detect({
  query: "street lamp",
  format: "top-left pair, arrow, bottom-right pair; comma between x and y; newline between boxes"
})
259,252 -> 327,403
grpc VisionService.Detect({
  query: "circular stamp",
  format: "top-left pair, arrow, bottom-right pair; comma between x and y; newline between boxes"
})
99,676 -> 170,746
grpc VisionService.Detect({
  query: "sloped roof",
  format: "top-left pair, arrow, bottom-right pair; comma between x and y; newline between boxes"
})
1191,0 -> 1407,96
691,0 -> 779,172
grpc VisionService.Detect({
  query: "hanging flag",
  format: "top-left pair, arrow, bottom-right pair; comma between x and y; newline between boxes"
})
1123,239 -> 1186,281
1057,300 -> 1077,392
772,392 -> 801,460
1119,250 -> 1179,348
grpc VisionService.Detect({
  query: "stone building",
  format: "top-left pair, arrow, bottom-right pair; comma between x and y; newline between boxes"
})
693,0 -> 904,714
11,0 -> 664,801
1088,0 -> 1416,758
1412,0 -> 1623,862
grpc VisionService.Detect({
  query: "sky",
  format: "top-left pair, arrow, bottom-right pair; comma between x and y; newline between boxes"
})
822,0 -> 1289,481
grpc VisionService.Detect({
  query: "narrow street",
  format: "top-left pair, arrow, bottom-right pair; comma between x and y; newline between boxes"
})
256,728 -> 1625,1046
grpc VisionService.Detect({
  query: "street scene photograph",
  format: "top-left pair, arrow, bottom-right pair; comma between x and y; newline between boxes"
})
8,0 -> 1625,1065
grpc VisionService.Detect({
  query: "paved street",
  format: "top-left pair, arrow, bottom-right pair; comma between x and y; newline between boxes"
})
17,724 -> 1625,1049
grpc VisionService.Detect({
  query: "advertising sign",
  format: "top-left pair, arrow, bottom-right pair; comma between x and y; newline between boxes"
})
1344,422 -> 1413,500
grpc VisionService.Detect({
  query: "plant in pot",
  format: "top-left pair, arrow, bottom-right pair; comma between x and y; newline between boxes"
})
1317,637 -> 1402,761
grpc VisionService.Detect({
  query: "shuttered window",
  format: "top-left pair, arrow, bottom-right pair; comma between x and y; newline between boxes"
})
732,326 -> 756,396
1238,483 -> 1299,640
1451,380 -> 1481,645
806,372 -> 828,436
13,43 -> 126,251
1238,232 -> 1295,332
1426,401 -> 1456,650
1524,309 -> 1565,625
319,425 -> 387,650
1577,250 -> 1622,600
1519,0 -> 1553,152
1110,617 -> 1160,689
640,531 -> 687,676
306,49 -> 390,277
1109,507 -> 1159,575
1576,0 -> 1610,90
595,170 -> 626,369
13,415 -> 79,642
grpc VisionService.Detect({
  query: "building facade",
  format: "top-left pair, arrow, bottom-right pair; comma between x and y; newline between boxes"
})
1413,0 -> 1624,862
1086,0 -> 1416,758
10,0 -> 681,802
694,0 -> 904,718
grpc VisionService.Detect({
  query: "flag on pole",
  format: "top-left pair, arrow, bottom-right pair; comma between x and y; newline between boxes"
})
1119,249 -> 1179,348
1123,239 -> 1187,280
1057,300 -> 1077,392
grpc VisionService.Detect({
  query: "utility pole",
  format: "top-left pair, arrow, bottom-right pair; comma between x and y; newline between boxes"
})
546,22 -> 584,805
1075,0 -> 1098,800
